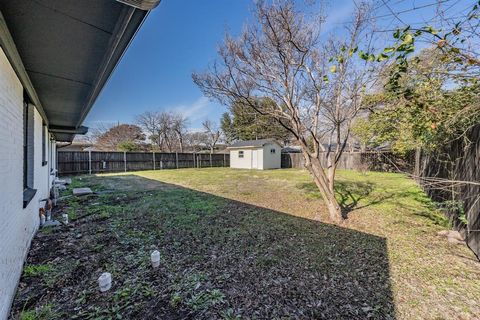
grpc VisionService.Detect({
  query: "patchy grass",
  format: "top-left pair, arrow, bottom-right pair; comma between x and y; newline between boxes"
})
22,264 -> 53,278
18,304 -> 55,320
10,168 -> 479,319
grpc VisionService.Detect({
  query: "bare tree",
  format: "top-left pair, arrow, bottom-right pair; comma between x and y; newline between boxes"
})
184,131 -> 209,152
136,111 -> 190,152
171,113 -> 189,152
94,124 -> 145,151
136,111 -> 162,150
158,112 -> 173,152
193,0 -> 377,222
202,119 -> 221,153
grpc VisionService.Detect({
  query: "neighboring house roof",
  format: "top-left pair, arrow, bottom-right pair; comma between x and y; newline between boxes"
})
56,141 -> 93,151
320,143 -> 362,152
371,144 -> 391,152
0,0 -> 160,142
228,139 -> 281,149
282,146 -> 302,153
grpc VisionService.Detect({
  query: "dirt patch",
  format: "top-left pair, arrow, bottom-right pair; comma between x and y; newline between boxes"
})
9,170 -> 480,320
11,177 -> 394,319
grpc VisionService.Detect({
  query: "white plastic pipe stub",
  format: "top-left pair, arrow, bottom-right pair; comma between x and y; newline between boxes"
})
98,272 -> 112,292
151,250 -> 160,268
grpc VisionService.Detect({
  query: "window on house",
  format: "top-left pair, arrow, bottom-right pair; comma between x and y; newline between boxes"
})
23,99 -> 36,208
238,150 -> 244,158
42,122 -> 47,166
270,148 -> 276,154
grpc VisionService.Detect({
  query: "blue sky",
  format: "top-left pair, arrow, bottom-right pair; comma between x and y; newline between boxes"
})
85,0 -> 254,130
85,0 -> 473,131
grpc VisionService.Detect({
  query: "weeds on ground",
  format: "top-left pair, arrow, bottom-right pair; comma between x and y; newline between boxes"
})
22,264 -> 53,277
10,169 -> 480,320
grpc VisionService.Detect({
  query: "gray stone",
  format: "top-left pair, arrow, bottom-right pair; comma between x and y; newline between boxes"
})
447,230 -> 464,241
447,236 -> 464,245
42,220 -> 61,227
73,187 -> 93,196
437,230 -> 465,242
54,179 -> 68,185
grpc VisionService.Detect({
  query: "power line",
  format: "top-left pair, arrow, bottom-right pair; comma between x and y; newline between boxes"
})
381,0 -> 407,25
373,0 -> 456,20
332,0 -> 459,26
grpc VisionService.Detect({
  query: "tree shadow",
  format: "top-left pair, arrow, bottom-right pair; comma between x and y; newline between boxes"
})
335,181 -> 375,215
297,180 -> 394,218
11,174 -> 396,320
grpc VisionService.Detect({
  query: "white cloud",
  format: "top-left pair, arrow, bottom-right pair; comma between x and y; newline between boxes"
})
171,96 -> 212,122
167,96 -> 226,129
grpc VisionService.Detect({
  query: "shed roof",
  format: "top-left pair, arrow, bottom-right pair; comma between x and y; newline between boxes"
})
228,139 -> 281,149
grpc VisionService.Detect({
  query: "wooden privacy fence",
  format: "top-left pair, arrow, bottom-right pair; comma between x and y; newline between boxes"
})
57,151 -> 230,175
281,151 -> 413,172
416,124 -> 480,260
59,151 -> 410,175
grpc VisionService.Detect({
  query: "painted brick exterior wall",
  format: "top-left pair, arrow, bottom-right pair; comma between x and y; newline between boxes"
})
33,110 -> 50,199
0,48 -> 54,319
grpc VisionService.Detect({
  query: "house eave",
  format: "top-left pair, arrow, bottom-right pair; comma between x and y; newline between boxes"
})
0,10 -> 48,125
227,141 -> 282,149
75,6 -> 152,128
0,1 -> 160,141
227,146 -> 259,150
116,0 -> 161,10
49,125 -> 89,142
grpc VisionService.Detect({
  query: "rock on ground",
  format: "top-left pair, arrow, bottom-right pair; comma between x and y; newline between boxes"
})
72,187 -> 93,196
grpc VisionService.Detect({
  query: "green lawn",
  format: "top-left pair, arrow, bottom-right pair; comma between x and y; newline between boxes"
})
11,168 -> 479,319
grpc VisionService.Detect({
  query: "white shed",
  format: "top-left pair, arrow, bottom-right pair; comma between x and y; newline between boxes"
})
228,139 -> 282,170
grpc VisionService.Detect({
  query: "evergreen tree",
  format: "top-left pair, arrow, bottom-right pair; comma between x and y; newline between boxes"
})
220,112 -> 236,143
223,98 -> 291,142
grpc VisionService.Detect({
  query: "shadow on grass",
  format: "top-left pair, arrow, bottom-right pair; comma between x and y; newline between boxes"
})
11,174 -> 396,320
297,179 -> 447,225
297,180 -> 394,218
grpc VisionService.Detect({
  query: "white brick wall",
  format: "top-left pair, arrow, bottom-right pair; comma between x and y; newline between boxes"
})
0,47 -> 54,319
33,110 -> 50,198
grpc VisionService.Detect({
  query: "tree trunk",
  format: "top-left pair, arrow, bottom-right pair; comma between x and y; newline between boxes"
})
326,153 -> 337,194
414,147 -> 421,183
179,137 -> 184,153
327,166 -> 336,194
303,153 -> 343,222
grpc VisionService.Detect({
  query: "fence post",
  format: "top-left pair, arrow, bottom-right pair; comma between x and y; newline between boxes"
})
223,153 -> 226,167
174,152 -> 178,169
193,152 -> 195,168
153,152 -> 155,170
210,153 -> 213,167
124,152 -> 127,172
88,150 -> 92,175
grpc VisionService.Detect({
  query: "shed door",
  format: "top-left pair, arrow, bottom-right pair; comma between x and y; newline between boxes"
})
252,149 -> 258,169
